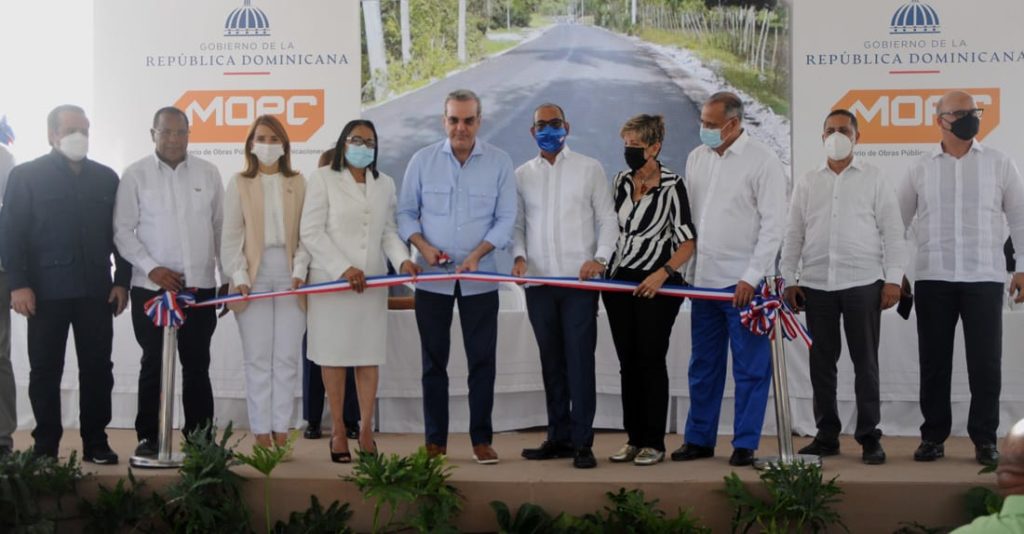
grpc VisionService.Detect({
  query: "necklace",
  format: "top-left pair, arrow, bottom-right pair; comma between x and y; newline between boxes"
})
635,170 -> 657,196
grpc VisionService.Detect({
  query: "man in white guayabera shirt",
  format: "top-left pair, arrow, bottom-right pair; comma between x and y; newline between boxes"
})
672,91 -> 787,468
780,109 -> 906,466
898,90 -> 1024,467
511,103 -> 617,470
114,106 -> 224,459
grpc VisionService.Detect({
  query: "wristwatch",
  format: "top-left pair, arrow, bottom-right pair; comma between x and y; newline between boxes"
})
662,264 -> 675,276
594,257 -> 608,267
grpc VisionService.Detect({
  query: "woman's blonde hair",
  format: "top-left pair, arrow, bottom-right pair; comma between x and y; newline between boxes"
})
620,114 -> 665,148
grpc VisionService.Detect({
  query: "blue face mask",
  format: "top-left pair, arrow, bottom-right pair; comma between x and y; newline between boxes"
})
345,145 -> 375,169
534,127 -> 567,154
699,126 -> 724,149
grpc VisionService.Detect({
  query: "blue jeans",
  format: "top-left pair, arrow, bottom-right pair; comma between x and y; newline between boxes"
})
415,285 -> 499,447
684,293 -> 772,450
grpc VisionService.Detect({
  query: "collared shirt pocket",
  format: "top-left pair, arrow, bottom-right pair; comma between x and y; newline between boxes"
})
422,184 -> 452,216
468,187 -> 497,218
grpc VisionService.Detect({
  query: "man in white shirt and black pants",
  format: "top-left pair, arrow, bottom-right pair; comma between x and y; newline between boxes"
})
780,109 -> 906,465
113,107 -> 225,457
511,103 -> 617,469
672,92 -> 787,467
898,91 -> 1024,466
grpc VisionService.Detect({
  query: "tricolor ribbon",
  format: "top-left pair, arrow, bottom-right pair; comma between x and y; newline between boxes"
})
739,279 -> 813,348
144,291 -> 195,328
186,271 -> 812,347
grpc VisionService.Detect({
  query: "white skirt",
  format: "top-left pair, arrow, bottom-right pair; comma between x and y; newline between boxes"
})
305,267 -> 389,367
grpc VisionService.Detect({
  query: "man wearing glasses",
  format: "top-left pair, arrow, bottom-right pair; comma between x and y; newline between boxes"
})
898,90 -> 1024,465
113,107 -> 224,458
510,103 -> 617,469
397,89 -> 517,464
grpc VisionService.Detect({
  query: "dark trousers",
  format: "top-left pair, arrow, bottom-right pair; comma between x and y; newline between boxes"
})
803,281 -> 883,445
915,280 -> 1003,446
525,286 -> 598,449
684,290 -> 772,450
130,287 -> 216,442
415,285 -> 498,447
27,297 -> 114,455
302,334 -> 360,428
601,268 -> 683,452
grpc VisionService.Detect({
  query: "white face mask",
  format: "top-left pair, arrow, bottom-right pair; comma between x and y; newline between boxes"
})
58,132 -> 89,162
823,132 -> 854,161
252,142 -> 285,166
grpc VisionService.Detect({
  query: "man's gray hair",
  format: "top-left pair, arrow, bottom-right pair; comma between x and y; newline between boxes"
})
707,91 -> 744,122
444,89 -> 482,116
47,104 -> 86,135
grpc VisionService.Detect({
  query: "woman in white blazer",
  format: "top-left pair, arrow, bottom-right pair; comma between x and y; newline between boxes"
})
221,114 -> 310,450
301,119 -> 419,462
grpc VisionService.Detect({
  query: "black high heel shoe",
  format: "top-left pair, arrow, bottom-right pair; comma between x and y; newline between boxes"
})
329,437 -> 351,464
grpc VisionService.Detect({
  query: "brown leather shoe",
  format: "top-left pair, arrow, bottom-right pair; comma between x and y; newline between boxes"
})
472,443 -> 499,464
425,443 -> 447,459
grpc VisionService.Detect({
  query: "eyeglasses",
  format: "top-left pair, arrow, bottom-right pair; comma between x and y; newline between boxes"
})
346,135 -> 376,148
154,129 -> 190,138
938,108 -> 984,120
534,119 -> 565,130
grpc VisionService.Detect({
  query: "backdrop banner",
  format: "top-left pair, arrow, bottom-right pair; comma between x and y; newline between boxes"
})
92,0 -> 360,177
792,0 -> 1024,189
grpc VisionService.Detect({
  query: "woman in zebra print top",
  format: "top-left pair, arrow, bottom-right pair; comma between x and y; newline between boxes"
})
603,114 -> 696,467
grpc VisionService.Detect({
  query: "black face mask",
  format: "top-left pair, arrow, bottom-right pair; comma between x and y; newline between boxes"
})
624,146 -> 647,172
950,114 -> 980,141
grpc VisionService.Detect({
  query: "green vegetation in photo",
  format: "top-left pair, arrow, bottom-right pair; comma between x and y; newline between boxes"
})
724,461 -> 846,534
235,431 -> 299,533
0,450 -> 83,532
345,447 -> 463,533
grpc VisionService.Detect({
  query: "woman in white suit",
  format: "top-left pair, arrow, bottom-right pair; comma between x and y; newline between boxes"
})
301,119 -> 419,461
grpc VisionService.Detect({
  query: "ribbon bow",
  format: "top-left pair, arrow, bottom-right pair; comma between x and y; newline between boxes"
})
740,279 -> 813,348
144,291 -> 196,328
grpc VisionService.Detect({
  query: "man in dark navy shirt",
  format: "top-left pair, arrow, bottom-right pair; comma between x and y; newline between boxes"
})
0,104 -> 130,463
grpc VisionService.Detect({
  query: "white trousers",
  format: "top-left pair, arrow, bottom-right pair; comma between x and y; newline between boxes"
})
235,247 -> 305,434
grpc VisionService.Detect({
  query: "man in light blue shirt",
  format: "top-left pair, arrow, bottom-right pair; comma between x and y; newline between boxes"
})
397,89 -> 517,464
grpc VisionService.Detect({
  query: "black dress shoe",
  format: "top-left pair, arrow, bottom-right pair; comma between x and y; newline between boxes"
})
573,447 -> 597,469
134,438 -> 158,458
522,440 -> 574,460
303,423 -> 322,440
975,443 -> 999,466
729,448 -> 756,466
345,426 -> 360,440
670,443 -> 714,462
861,439 -> 886,465
84,444 -> 119,465
798,438 -> 840,457
913,440 -> 944,461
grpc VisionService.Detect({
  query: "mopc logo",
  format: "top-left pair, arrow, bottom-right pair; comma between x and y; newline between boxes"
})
174,90 -> 324,143
832,88 -> 1000,144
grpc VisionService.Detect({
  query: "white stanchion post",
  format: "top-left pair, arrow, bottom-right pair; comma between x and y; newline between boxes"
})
130,325 -> 184,468
754,275 -> 821,470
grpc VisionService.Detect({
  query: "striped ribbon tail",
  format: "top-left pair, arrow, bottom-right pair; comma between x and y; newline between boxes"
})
740,279 -> 813,348
144,291 -> 195,328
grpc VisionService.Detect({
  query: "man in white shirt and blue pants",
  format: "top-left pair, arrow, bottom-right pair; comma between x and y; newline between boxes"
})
113,107 -> 225,457
780,109 -> 906,465
898,90 -> 1024,466
672,92 -> 787,467
511,103 -> 617,469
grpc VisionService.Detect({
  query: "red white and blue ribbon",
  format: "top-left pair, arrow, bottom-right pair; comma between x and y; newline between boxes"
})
144,291 -> 195,328
739,279 -> 813,348
183,271 -> 810,347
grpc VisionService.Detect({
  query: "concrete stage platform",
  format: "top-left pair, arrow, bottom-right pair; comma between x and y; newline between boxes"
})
14,429 -> 995,532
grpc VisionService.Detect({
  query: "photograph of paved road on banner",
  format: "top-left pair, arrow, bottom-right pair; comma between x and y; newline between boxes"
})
357,1 -> 791,273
